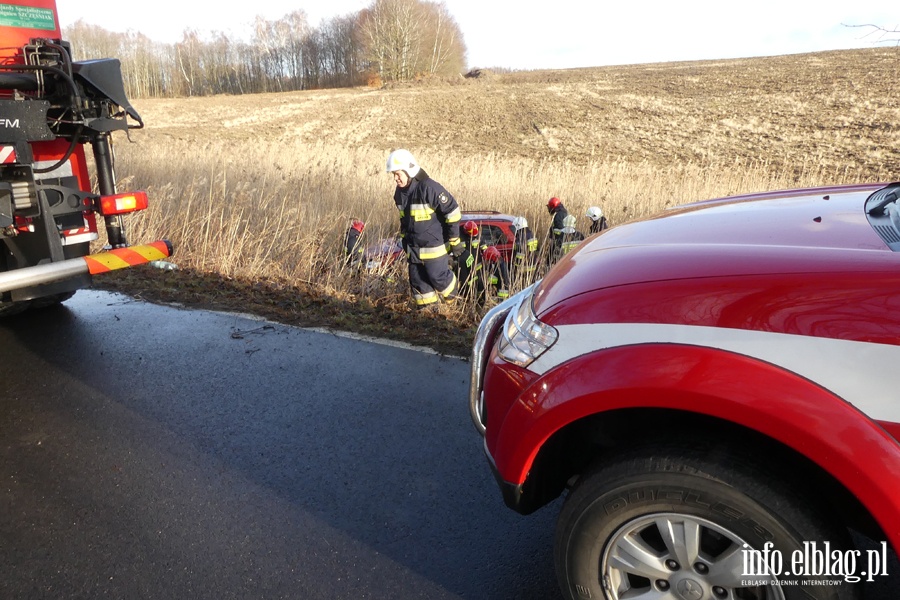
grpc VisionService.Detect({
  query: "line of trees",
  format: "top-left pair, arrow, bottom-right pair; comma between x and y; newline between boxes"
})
64,0 -> 467,98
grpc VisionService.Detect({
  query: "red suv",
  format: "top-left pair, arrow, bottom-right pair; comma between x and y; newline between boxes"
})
363,210 -> 518,270
470,182 -> 900,600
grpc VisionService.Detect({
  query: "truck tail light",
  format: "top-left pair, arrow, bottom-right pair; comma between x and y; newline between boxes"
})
14,215 -> 34,232
99,191 -> 148,215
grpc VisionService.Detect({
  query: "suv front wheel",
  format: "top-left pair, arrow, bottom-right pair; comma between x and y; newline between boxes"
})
554,444 -> 859,600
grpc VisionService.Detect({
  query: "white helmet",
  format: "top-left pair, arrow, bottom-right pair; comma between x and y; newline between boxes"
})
512,216 -> 528,230
562,214 -> 577,229
586,206 -> 604,221
386,149 -> 420,178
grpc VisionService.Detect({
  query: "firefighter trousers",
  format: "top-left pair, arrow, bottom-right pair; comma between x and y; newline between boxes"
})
408,256 -> 458,307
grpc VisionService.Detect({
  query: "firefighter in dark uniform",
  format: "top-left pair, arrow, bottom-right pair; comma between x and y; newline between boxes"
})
558,214 -> 585,258
387,149 -> 463,309
455,221 -> 508,306
343,218 -> 365,267
455,220 -> 484,299
546,196 -> 569,263
585,206 -> 609,234
511,216 -> 538,284
481,245 -> 510,302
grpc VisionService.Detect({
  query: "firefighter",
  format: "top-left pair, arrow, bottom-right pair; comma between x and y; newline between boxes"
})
481,245 -> 511,302
386,149 -> 463,309
455,220 -> 484,298
546,196 -> 569,262
511,216 -> 539,284
585,206 -> 609,234
556,214 -> 585,260
343,218 -> 365,267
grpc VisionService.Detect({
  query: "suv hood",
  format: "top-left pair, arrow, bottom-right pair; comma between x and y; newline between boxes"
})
535,183 -> 895,313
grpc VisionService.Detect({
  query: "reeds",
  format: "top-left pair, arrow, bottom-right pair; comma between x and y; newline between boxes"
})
110,134 -> 890,315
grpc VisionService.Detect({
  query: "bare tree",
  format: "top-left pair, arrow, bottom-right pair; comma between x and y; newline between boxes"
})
253,16 -> 284,92
359,0 -> 465,83
320,14 -> 366,87
843,23 -> 900,45
283,11 -> 310,89
421,1 -> 466,76
126,33 -> 175,98
64,19 -> 123,59
251,11 -> 313,92
301,28 -> 325,89
65,21 -> 176,98
359,0 -> 422,82
63,1 -> 466,97
175,30 -> 205,96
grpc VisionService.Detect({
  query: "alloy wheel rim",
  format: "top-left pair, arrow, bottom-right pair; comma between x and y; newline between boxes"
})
600,512 -> 785,600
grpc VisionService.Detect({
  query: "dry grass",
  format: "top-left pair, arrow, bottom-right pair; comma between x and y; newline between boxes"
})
95,48 -> 900,353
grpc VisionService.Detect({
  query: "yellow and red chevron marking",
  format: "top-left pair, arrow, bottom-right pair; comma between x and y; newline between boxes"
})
83,241 -> 172,275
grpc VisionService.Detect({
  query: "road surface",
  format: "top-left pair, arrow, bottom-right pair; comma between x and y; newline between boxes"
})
0,290 -> 560,599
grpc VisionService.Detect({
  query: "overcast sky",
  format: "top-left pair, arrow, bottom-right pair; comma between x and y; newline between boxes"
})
55,0 -> 898,70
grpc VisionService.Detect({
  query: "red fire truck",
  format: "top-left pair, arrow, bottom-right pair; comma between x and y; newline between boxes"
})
0,0 -> 171,314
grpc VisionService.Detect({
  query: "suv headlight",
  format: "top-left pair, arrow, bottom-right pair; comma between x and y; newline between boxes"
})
497,287 -> 558,367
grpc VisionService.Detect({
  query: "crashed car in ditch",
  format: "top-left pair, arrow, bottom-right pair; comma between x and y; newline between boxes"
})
363,210 -> 519,271
470,181 -> 900,600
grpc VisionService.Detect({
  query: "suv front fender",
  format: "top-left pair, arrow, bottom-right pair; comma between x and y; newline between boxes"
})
489,342 -> 900,550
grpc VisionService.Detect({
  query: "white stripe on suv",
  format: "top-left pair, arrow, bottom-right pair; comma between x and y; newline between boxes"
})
530,322 -> 900,424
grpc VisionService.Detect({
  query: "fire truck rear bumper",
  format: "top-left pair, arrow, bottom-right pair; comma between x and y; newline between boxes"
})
0,240 -> 174,294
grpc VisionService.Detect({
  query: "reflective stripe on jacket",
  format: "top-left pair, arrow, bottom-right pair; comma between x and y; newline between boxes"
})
514,228 -> 538,263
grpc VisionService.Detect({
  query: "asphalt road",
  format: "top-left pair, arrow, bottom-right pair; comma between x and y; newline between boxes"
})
0,290 -> 560,600
1,291 -> 897,599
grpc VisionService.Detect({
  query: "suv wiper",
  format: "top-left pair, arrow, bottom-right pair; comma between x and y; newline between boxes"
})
865,182 -> 900,251
866,182 -> 900,216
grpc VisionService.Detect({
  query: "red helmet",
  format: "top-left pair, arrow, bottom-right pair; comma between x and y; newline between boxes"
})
547,196 -> 562,210
482,246 -> 501,262
351,219 -> 365,233
463,220 -> 479,237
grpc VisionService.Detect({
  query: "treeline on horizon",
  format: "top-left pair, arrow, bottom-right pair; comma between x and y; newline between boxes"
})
64,0 -> 467,99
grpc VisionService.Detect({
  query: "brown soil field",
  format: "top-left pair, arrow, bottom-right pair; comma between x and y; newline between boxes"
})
96,47 -> 900,356
128,47 -> 899,173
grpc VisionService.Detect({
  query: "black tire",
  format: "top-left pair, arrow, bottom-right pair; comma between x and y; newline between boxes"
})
554,443 -> 860,600
0,300 -> 31,316
30,290 -> 76,309
0,291 -> 75,316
